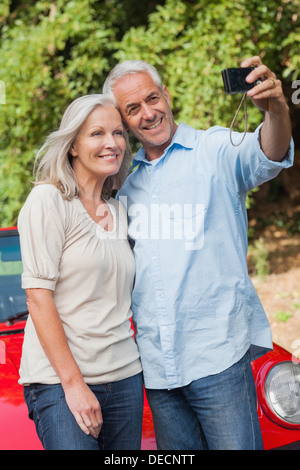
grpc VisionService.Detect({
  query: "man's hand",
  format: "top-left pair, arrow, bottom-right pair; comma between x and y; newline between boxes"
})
241,56 -> 292,161
241,56 -> 289,116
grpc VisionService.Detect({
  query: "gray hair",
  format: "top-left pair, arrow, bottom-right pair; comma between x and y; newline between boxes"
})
33,94 -> 132,199
103,60 -> 163,100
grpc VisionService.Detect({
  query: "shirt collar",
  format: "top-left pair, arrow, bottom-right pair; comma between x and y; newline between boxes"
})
133,122 -> 196,164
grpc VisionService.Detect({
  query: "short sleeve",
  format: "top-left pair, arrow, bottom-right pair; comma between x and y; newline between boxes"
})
18,184 -> 67,290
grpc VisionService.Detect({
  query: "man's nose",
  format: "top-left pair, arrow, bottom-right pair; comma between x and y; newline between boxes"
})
141,103 -> 155,120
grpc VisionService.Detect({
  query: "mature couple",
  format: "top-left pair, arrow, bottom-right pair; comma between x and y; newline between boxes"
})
18,56 -> 293,450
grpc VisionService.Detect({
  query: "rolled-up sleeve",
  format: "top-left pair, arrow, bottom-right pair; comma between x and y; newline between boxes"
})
244,123 -> 294,191
18,184 -> 66,291
209,124 -> 294,194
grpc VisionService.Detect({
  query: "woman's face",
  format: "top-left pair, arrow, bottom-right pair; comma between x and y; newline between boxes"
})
70,105 -> 126,183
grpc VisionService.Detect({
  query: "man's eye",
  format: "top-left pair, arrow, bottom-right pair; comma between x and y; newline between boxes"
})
128,106 -> 139,116
149,96 -> 159,103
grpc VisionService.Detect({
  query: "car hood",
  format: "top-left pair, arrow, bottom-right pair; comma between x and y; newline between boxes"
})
0,321 -> 25,407
0,321 -> 25,374
0,322 -> 44,450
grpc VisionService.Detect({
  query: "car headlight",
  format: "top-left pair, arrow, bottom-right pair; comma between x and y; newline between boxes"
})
265,361 -> 300,425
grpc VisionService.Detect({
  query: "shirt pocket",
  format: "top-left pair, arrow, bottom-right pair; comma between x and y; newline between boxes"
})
160,175 -> 206,250
160,174 -> 206,208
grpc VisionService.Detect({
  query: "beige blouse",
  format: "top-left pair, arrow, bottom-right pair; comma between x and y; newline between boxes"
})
18,184 -> 141,385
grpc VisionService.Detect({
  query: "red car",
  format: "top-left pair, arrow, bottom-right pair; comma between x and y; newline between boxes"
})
1,227 -> 300,450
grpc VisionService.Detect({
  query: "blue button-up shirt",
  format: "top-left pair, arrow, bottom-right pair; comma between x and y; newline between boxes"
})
118,122 -> 294,390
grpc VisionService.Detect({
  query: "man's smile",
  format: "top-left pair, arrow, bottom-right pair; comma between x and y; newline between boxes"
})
143,117 -> 163,130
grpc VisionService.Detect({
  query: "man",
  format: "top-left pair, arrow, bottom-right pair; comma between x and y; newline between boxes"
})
102,57 -> 294,450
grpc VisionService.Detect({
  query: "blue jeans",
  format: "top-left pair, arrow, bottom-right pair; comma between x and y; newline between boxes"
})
24,372 -> 144,450
146,351 -> 263,450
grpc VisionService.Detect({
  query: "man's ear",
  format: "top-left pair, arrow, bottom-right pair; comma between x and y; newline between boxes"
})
162,85 -> 171,107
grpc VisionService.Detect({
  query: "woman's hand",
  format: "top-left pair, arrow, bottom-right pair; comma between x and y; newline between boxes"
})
64,380 -> 103,439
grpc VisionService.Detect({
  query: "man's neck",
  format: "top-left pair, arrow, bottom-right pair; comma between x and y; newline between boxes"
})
144,124 -> 178,161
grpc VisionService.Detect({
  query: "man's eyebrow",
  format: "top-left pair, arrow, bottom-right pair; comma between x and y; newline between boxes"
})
125,101 -> 138,112
125,91 -> 160,112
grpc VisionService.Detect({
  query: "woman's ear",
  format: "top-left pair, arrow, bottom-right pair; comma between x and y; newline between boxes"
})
69,144 -> 77,157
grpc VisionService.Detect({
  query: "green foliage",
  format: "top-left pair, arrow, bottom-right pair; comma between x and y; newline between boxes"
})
281,1 -> 300,81
0,0 -> 124,224
248,237 -> 270,279
0,0 -> 299,226
0,0 -> 161,225
274,310 -> 292,323
116,0 -> 299,130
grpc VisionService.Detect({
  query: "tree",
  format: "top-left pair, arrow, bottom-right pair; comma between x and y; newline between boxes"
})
116,0 -> 300,131
0,0 -> 163,226
0,0 -> 299,226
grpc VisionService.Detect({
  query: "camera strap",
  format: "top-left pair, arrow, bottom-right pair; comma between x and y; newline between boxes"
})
229,92 -> 248,146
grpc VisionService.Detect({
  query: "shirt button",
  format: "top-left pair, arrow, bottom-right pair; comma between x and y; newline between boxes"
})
152,194 -> 157,199
161,326 -> 167,331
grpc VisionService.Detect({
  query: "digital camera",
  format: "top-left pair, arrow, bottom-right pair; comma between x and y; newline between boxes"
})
222,67 -> 261,94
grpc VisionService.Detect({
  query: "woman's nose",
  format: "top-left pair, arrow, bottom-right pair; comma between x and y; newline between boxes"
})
103,134 -> 118,149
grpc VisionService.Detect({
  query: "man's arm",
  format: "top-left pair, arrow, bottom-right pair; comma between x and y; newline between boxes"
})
241,56 -> 292,162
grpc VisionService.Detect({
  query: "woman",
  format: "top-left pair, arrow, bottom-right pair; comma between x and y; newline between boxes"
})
18,95 -> 143,450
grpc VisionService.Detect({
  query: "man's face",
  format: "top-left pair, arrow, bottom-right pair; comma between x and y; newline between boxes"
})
112,72 -> 177,159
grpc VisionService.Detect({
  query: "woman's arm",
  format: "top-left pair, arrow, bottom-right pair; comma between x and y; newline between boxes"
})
26,288 -> 103,439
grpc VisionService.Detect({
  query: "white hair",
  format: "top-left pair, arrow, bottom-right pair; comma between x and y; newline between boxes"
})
102,60 -> 163,100
33,94 -> 132,199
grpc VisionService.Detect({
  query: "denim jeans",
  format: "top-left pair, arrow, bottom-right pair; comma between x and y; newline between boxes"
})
24,372 -> 144,450
146,351 -> 263,450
